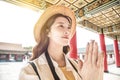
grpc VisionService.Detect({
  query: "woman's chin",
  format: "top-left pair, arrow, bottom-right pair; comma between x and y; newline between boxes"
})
62,42 -> 69,46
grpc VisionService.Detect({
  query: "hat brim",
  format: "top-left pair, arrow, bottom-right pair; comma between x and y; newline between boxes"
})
34,5 -> 76,43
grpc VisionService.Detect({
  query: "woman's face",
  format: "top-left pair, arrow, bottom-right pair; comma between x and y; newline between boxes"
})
48,16 -> 71,46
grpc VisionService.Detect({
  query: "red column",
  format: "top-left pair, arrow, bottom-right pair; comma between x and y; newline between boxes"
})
113,39 -> 120,67
99,33 -> 108,72
69,32 -> 77,59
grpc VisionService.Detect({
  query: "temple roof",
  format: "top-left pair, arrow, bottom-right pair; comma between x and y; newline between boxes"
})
0,42 -> 27,54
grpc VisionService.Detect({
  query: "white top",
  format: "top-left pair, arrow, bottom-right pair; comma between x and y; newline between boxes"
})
19,53 -> 81,80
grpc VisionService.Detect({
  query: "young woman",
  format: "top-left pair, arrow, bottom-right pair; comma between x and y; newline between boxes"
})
19,5 -> 104,80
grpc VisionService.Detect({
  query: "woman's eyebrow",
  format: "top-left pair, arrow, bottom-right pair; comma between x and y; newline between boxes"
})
57,22 -> 64,24
57,22 -> 71,26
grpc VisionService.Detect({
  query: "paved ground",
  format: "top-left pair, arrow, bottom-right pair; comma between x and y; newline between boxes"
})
104,64 -> 120,80
0,62 -> 120,80
0,62 -> 25,80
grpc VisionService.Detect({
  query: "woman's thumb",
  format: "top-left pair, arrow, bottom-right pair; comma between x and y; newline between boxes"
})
77,58 -> 83,71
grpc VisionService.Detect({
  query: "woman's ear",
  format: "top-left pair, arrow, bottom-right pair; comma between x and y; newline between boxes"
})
46,29 -> 50,37
46,29 -> 49,32
47,33 -> 50,37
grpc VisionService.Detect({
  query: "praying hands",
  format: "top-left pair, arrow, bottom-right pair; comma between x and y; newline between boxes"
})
78,40 -> 104,80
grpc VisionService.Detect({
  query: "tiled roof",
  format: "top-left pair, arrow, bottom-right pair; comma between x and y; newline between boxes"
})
0,42 -> 26,51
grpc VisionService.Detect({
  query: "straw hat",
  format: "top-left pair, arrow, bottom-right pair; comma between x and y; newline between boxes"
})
34,5 -> 76,43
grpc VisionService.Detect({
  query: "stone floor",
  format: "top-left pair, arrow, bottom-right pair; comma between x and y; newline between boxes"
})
104,64 -> 120,80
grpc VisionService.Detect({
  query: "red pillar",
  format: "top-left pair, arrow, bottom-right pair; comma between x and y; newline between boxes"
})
69,32 -> 77,59
113,39 -> 120,67
99,33 -> 108,72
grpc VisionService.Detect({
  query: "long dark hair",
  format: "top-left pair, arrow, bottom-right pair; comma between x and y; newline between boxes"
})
30,14 -> 72,60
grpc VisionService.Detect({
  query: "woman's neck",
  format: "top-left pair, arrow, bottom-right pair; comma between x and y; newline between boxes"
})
47,43 -> 66,67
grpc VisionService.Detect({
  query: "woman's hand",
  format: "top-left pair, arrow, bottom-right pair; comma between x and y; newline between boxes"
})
78,40 -> 104,80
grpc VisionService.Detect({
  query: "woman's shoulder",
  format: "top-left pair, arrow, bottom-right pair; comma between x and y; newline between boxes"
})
20,53 -> 46,73
19,60 -> 41,80
19,54 -> 46,80
20,58 -> 39,75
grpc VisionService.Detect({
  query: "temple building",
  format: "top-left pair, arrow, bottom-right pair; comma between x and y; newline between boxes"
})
0,42 -> 28,62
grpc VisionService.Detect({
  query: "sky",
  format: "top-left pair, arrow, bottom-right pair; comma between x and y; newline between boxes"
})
0,1 -> 113,48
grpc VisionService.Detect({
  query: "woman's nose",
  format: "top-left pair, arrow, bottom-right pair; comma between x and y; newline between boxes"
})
64,30 -> 70,35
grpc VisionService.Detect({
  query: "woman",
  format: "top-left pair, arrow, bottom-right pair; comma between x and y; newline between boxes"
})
19,5 -> 104,80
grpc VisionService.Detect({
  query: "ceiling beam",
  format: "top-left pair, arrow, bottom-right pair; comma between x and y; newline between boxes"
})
79,20 -> 101,33
103,23 -> 120,34
78,0 -> 120,17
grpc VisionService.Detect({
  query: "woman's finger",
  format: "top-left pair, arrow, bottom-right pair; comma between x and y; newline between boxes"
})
87,40 -> 94,63
84,42 -> 89,62
97,51 -> 104,68
92,42 -> 98,65
77,58 -> 83,71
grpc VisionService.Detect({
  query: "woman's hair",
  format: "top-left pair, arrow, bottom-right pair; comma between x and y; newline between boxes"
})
30,14 -> 72,60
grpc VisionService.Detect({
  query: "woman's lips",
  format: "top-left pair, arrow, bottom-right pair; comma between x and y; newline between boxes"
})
62,36 -> 69,39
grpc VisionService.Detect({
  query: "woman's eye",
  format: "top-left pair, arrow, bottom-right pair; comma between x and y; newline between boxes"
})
59,25 -> 64,27
68,26 -> 71,29
58,25 -> 71,29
